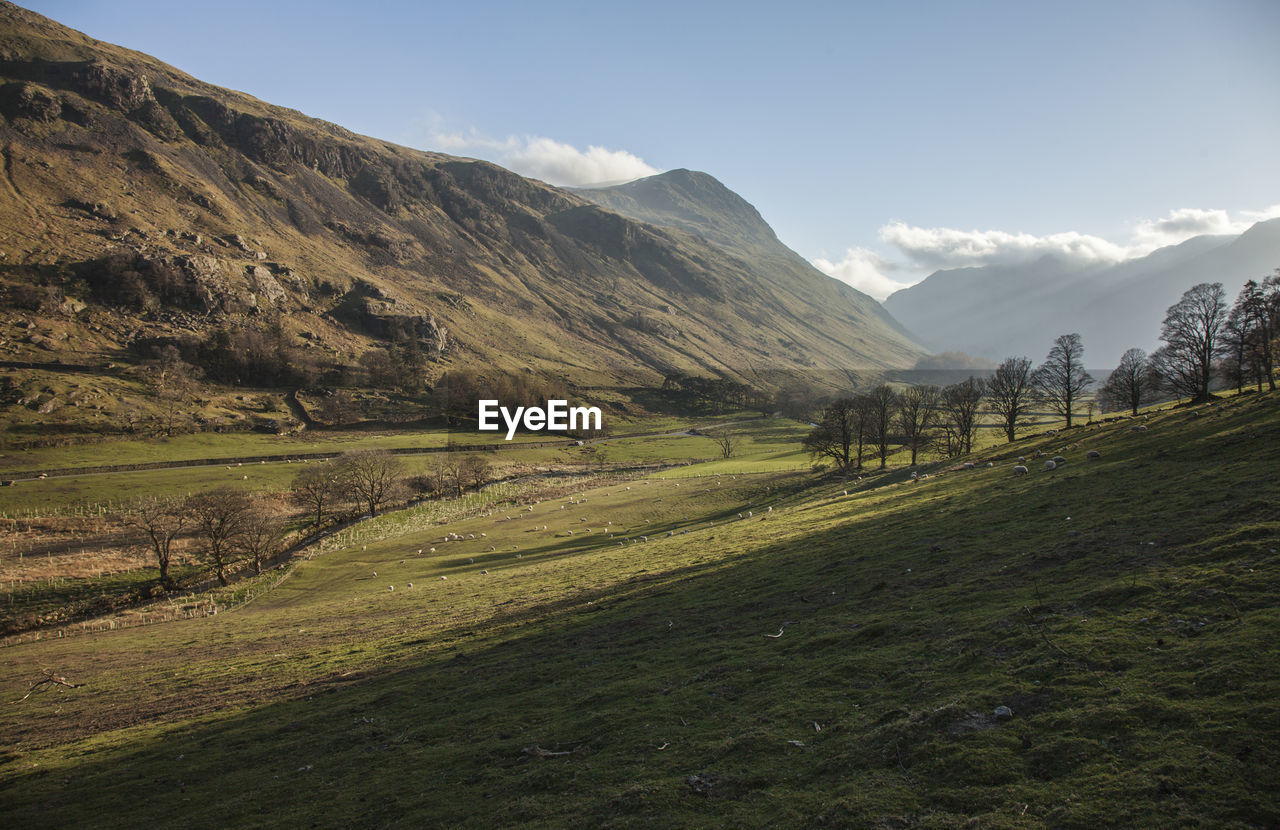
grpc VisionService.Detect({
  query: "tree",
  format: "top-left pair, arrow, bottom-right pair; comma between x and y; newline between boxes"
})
142,344 -> 199,437
291,464 -> 346,527
459,454 -> 493,492
1152,282 -> 1227,403
240,496 -> 288,575
865,384 -> 898,469
1031,333 -> 1093,428
987,356 -> 1035,442
709,428 -> 738,459
1098,348 -> 1152,416
896,384 -> 940,466
1229,275 -> 1278,392
124,497 -> 186,589
802,398 -> 859,475
187,489 -> 251,586
940,376 -> 985,456
337,450 -> 406,516
1219,302 -> 1256,395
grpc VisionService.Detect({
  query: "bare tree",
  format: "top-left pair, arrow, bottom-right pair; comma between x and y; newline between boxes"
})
240,496 -> 289,575
337,450 -> 406,516
291,463 -> 346,527
940,376 -> 985,455
709,428 -> 738,459
1229,275 -> 1278,392
1152,282 -> 1227,403
896,384 -> 940,466
124,497 -> 186,589
987,356 -> 1035,442
1098,348 -> 1152,416
187,488 -> 251,586
802,398 -> 859,476
1032,333 -> 1093,428
142,345 -> 199,437
458,454 -> 492,492
865,384 -> 899,469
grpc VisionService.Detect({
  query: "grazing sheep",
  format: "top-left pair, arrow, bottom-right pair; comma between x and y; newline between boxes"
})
1052,456 -> 1066,465
1044,460 -> 1057,471
1013,465 -> 1029,475
1086,450 -> 1101,459
1131,424 -> 1148,432
389,585 -> 394,592
1018,457 -> 1026,464
407,582 -> 413,588
481,570 -> 488,575
440,576 -> 447,580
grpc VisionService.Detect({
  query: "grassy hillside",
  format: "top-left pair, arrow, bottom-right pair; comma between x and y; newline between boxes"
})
2,391 -> 1277,827
0,0 -> 922,442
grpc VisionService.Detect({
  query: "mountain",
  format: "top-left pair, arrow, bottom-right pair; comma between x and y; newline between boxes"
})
573,169 -> 923,371
0,1 -> 923,402
882,221 -> 1280,367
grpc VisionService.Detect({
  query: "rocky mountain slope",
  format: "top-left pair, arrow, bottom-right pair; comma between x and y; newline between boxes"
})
883,220 -> 1280,366
0,1 -> 923,401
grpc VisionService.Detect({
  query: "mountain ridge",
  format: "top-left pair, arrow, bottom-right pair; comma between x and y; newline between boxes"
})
0,0 -> 924,411
883,221 -> 1279,365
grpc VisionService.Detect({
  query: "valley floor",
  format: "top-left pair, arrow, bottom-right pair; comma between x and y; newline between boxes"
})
2,394 -> 1279,827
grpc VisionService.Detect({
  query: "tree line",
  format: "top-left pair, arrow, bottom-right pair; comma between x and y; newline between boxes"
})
125,448 -> 493,590
803,274 -> 1280,475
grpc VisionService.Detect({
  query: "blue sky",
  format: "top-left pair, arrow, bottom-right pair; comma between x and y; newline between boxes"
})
26,0 -> 1280,298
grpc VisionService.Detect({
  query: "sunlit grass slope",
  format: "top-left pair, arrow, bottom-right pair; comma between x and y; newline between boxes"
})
1,393 -> 1278,827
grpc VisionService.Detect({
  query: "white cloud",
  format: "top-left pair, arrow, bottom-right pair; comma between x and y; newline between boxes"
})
813,203 -> 1280,299
812,247 -> 915,301
425,129 -> 659,187
878,221 -> 1129,270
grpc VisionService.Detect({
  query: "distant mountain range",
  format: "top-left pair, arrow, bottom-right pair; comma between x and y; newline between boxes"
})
883,219 -> 1280,367
0,0 -> 923,393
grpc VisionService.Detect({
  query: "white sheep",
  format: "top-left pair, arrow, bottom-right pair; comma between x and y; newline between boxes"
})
1086,450 -> 1101,459
1013,465 -> 1029,475
1044,460 -> 1057,471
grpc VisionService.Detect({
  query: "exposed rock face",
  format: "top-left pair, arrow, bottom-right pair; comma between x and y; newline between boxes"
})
245,265 -> 286,307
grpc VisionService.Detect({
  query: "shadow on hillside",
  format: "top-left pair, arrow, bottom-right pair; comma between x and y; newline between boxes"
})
5,397 -> 1280,827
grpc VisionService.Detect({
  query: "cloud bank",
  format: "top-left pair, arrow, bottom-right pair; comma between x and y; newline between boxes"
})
431,130 -> 659,187
814,205 -> 1280,300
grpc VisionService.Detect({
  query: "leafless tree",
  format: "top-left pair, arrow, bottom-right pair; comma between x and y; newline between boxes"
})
459,454 -> 493,492
142,345 -> 199,437
186,488 -> 251,586
940,376 -> 985,455
1151,282 -> 1227,403
987,356 -> 1035,442
1228,274 -> 1278,392
896,384 -> 940,465
802,398 -> 860,475
1098,348 -> 1152,416
336,450 -> 406,516
865,384 -> 899,469
240,496 -> 289,575
1032,333 -> 1093,428
124,497 -> 186,589
709,428 -> 738,459
291,463 -> 346,526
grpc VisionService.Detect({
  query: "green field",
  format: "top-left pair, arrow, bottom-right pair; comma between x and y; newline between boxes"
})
1,392 -> 1278,826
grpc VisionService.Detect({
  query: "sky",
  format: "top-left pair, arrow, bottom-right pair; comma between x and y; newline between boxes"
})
24,0 -> 1280,299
